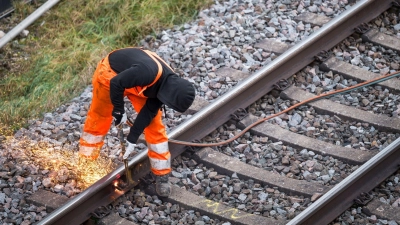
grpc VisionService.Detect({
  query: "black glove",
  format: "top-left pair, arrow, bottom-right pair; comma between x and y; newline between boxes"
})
112,111 -> 127,126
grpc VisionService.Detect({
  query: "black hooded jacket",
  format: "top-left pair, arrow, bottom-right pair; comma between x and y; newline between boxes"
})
108,48 -> 195,143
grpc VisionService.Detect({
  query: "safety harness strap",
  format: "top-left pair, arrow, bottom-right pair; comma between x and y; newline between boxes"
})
139,50 -> 163,95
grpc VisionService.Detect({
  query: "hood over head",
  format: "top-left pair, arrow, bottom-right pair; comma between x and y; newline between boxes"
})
157,74 -> 195,112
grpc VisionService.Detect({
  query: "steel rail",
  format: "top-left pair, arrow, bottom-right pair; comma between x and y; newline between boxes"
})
0,0 -> 33,20
38,0 -> 393,224
0,8 -> 15,20
37,150 -> 149,225
0,0 -> 60,49
287,138 -> 400,225
0,0 -> 13,19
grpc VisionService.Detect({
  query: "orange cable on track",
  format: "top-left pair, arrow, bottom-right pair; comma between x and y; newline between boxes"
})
168,70 -> 400,147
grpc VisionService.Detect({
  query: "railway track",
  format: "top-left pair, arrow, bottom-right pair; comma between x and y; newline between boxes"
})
0,0 -> 58,49
0,0 -> 14,19
1,0 -> 400,224
0,1 -> 34,16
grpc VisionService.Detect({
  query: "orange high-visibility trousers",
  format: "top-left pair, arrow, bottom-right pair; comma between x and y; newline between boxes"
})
79,53 -> 171,176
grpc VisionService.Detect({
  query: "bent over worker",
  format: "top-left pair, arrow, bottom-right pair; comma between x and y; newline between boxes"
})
78,47 -> 195,197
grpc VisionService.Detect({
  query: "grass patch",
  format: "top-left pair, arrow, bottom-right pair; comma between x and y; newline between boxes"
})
0,0 -> 213,133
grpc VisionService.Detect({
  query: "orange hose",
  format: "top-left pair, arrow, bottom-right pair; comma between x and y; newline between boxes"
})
168,70 -> 400,147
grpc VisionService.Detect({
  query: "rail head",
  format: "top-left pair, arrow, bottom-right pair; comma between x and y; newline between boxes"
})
287,137 -> 400,225
0,0 -> 61,49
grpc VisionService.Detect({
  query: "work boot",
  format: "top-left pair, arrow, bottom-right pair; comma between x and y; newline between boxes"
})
155,173 -> 171,197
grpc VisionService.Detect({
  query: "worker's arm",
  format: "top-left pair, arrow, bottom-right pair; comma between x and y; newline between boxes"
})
127,98 -> 163,143
109,64 -> 155,113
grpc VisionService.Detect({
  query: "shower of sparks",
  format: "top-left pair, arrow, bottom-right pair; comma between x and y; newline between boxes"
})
7,137 -> 117,189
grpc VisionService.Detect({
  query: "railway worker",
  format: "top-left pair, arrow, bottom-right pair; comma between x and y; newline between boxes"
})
78,47 -> 196,197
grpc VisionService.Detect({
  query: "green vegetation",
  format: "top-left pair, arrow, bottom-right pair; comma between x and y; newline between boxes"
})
0,0 -> 213,133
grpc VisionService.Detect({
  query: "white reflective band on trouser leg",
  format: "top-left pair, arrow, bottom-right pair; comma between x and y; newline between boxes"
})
147,141 -> 169,154
149,158 -> 171,171
81,132 -> 104,144
79,145 -> 97,156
